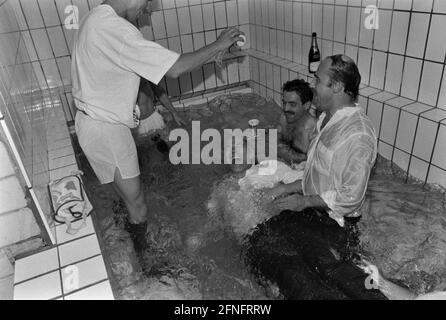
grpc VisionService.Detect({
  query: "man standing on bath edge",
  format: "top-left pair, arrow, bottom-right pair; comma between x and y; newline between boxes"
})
72,0 -> 244,255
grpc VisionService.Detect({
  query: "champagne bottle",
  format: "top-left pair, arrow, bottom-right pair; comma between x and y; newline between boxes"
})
308,32 -> 320,74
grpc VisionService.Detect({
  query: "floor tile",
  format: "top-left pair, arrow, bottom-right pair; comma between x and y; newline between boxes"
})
14,248 -> 59,284
64,280 -> 114,300
58,234 -> 101,267
61,255 -> 108,295
14,271 -> 61,300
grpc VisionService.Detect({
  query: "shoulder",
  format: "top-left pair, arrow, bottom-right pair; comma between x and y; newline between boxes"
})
303,114 -> 317,131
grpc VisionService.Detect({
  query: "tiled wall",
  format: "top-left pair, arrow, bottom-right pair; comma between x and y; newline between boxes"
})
248,0 -> 446,110
11,0 -> 251,122
247,0 -> 446,188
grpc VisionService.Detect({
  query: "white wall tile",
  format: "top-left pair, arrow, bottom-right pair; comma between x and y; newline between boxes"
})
56,56 -> 71,87
400,57 -> 422,100
276,1 -> 285,30
359,11 -> 374,48
285,32 -> 293,61
190,5 -> 204,33
21,0 -> 44,29
344,44 -> 358,63
346,7 -> 361,45
41,59 -> 62,89
151,10 -> 167,39
284,1 -> 293,32
302,3 -> 312,36
202,4 -> 215,31
358,48 -> 372,85
14,248 -> 59,283
162,0 -> 176,10
9,0 -> 28,31
412,0 -> 433,12
72,0 -> 90,22
322,40 -> 333,57
433,0 -> 446,13
177,7 -> 192,35
333,6 -> 347,43
277,30 -> 285,59
413,117 -> 438,161
293,2 -> 302,34
425,14 -> 446,62
393,148 -> 410,172
37,0 -> 60,27
389,11 -> 410,54
369,50 -> 387,89
47,26 -> 69,58
437,67 -> 446,110
406,13 -> 430,58
227,0 -> 238,27
164,9 -> 179,37
215,1 -> 227,29
367,100 -> 383,134
333,42 -> 345,55
312,4 -> 323,38
395,110 -> 417,152
426,166 -> 446,187
409,156 -> 429,181
378,141 -> 393,160
381,104 -> 400,144
238,0 -> 249,25
322,5 -> 334,40
373,10 -> 391,51
293,33 -> 302,64
432,123 -> 446,169
394,0 -> 412,10
30,29 -> 53,60
418,62 -> 442,106
384,54 -> 404,94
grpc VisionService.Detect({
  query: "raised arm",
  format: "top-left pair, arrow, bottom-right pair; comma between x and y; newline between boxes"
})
166,27 -> 244,78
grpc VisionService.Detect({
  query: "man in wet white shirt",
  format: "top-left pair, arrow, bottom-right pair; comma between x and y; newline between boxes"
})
72,0 -> 244,254
248,55 -> 383,299
268,54 -> 377,226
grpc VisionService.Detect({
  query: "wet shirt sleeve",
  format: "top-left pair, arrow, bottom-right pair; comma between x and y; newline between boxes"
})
118,30 -> 180,85
320,133 -> 376,217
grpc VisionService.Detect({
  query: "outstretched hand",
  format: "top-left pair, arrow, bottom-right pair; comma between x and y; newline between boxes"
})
274,193 -> 307,212
217,27 -> 245,50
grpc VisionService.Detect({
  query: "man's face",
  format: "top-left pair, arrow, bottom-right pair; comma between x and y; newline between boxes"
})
311,58 -> 333,113
282,91 -> 306,123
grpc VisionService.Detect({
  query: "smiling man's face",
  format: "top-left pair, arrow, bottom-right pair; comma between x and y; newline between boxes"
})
282,91 -> 306,124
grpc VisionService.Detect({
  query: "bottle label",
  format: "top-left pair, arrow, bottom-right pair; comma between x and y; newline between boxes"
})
310,61 -> 320,72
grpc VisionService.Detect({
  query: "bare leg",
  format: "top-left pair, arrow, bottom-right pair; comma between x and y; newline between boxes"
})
112,168 -> 148,224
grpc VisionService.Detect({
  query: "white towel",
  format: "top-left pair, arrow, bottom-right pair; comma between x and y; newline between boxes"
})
136,109 -> 166,136
238,160 -> 304,190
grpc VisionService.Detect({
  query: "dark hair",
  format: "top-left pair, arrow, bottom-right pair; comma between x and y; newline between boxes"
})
282,79 -> 313,104
327,54 -> 361,100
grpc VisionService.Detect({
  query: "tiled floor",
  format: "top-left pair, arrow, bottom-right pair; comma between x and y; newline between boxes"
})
13,216 -> 114,300
13,108 -> 114,299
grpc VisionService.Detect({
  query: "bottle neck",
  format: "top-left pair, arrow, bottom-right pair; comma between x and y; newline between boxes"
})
311,35 -> 318,48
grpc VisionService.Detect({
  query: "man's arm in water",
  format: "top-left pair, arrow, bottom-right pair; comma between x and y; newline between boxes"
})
150,82 -> 187,126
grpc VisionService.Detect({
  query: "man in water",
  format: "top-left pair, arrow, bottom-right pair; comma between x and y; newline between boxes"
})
72,0 -> 244,254
277,79 -> 317,164
249,55 -> 382,299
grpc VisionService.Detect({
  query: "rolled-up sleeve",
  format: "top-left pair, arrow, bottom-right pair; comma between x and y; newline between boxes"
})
119,32 -> 180,85
322,133 -> 376,217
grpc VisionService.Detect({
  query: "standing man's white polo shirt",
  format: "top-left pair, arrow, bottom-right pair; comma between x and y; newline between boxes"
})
71,4 -> 180,184
72,4 -> 180,128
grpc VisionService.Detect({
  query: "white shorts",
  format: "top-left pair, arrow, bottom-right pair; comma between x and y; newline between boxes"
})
75,111 -> 140,184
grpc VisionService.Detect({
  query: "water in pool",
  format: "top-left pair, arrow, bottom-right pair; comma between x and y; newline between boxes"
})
76,93 -> 446,299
